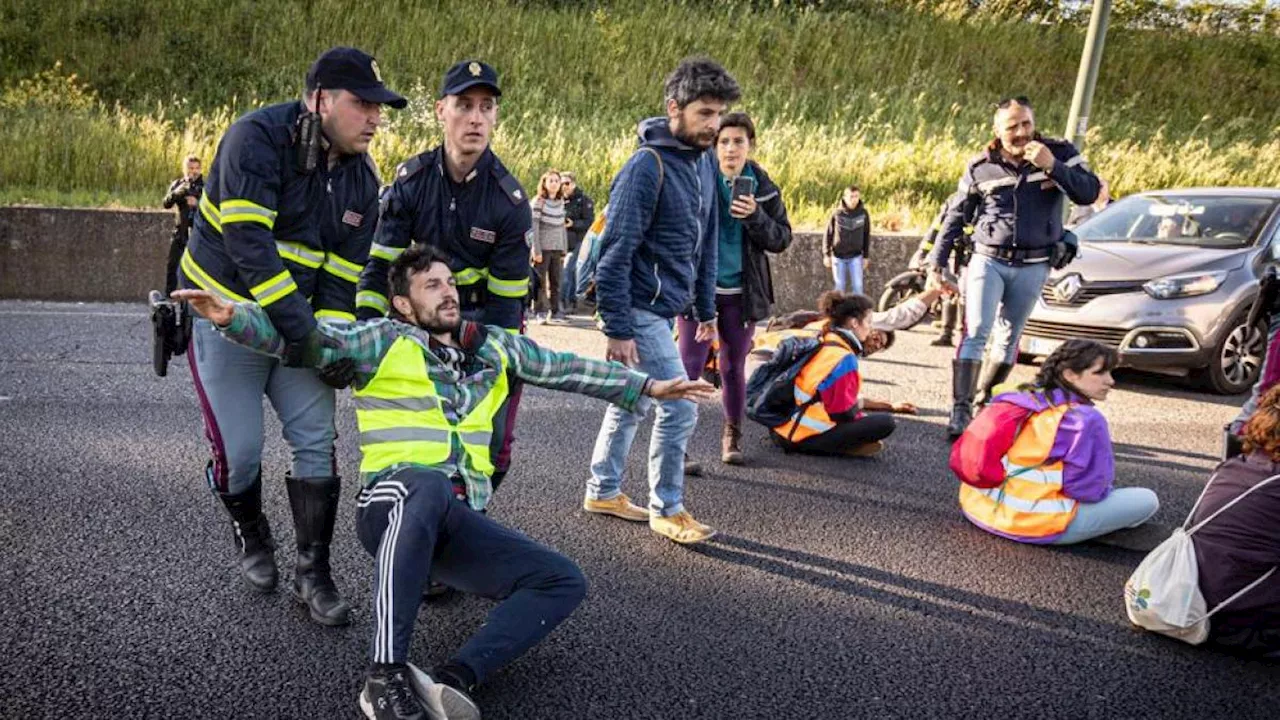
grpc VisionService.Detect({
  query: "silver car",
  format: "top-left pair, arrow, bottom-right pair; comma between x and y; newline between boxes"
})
1019,188 -> 1280,395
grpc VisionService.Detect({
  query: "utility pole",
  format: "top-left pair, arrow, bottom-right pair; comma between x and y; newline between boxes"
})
1064,0 -> 1112,151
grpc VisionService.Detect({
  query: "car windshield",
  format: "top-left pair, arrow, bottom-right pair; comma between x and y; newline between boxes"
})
1075,194 -> 1276,249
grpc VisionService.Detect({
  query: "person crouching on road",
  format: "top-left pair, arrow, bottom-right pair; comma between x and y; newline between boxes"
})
678,111 -> 793,466
770,292 -> 914,458
175,243 -> 714,720
1189,384 -> 1280,658
958,339 -> 1159,545
530,169 -> 569,324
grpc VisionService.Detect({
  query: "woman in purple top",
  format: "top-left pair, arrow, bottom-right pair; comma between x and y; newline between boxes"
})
1192,383 -> 1280,657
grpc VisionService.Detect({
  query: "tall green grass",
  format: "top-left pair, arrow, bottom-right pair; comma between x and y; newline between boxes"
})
3,0 -> 1279,229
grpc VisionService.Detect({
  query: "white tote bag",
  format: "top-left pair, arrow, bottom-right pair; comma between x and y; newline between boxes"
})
1124,471 -> 1280,645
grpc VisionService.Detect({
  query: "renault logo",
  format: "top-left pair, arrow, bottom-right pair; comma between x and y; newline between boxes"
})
1053,274 -> 1083,303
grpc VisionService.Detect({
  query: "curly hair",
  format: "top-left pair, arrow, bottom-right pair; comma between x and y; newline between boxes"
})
817,290 -> 874,331
663,57 -> 741,109
1242,384 -> 1280,462
1028,339 -> 1118,397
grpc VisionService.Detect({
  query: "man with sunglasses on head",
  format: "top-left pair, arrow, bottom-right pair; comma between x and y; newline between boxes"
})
178,46 -> 405,626
356,60 -> 532,493
928,95 -> 1101,439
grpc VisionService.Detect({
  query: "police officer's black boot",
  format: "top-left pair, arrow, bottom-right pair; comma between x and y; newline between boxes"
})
285,475 -> 352,626
1223,424 -> 1245,461
217,476 -> 278,593
975,361 -> 1015,408
931,301 -> 957,347
947,359 -> 982,440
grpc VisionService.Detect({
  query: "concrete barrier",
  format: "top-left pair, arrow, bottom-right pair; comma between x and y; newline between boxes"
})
0,206 -> 922,312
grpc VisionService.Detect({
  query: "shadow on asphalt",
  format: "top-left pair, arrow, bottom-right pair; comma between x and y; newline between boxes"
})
692,533 -> 1153,654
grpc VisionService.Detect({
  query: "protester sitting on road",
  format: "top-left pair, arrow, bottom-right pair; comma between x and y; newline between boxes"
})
531,169 -> 569,324
1188,383 -> 1280,658
678,111 -> 793,466
174,243 -> 715,720
770,292 -> 915,458
958,339 -> 1160,545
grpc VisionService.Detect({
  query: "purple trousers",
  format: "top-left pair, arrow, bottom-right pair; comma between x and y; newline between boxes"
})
677,293 -> 756,424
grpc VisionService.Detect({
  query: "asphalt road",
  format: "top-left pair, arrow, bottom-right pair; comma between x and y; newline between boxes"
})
2,300 -> 1277,720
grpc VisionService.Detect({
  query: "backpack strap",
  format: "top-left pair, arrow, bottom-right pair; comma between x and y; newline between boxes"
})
1205,567 -> 1278,619
1184,471 -> 1280,535
638,147 -> 665,228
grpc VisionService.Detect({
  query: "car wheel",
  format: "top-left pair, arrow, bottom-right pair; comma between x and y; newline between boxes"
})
1198,316 -> 1265,395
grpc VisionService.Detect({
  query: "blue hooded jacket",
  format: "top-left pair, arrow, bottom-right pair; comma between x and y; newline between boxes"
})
595,117 -> 718,340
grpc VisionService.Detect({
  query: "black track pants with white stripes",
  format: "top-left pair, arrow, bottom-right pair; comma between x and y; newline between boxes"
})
355,467 -> 588,682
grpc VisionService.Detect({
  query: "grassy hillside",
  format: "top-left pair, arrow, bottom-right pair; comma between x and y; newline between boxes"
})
2,0 -> 1279,229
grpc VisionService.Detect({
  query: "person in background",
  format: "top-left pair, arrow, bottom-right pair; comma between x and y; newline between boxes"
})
1067,178 -> 1111,228
770,292 -> 912,458
559,171 -> 595,314
161,154 -> 204,295
678,111 -> 792,466
530,169 -> 568,324
958,339 -> 1159,545
1191,383 -> 1280,658
823,185 -> 871,294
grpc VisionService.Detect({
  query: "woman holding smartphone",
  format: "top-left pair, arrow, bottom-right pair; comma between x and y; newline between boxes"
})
678,112 -> 793,466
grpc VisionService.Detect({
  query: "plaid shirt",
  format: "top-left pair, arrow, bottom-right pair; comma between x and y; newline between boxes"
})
218,305 -> 648,510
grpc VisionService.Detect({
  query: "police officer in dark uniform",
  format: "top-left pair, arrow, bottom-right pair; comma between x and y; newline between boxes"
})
179,46 -> 405,625
356,60 -> 532,489
929,96 -> 1100,438
161,154 -> 204,295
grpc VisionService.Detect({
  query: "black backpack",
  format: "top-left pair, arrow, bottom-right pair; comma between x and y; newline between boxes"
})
745,336 -> 842,431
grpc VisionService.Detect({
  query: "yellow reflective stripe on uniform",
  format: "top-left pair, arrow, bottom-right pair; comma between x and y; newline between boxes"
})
370,243 -> 404,262
454,267 -> 486,285
249,269 -> 298,307
356,290 -> 390,314
487,274 -> 528,298
276,241 -> 324,268
219,199 -> 277,229
180,248 -> 249,302
323,253 -> 363,283
315,309 -> 356,323
198,194 -> 222,232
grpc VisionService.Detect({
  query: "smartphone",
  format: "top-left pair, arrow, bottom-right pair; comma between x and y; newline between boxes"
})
731,175 -> 757,203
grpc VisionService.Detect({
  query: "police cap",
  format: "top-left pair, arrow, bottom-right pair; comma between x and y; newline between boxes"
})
440,60 -> 502,98
307,47 -> 408,109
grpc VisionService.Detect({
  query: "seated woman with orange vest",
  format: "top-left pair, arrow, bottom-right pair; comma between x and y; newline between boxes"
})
771,292 -> 916,457
958,339 -> 1160,545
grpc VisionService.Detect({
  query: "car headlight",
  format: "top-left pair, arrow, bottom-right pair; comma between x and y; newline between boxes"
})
1142,271 -> 1227,299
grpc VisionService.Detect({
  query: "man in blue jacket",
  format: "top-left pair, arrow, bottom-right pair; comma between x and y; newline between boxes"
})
181,46 -> 404,625
583,57 -> 740,545
929,96 -> 1100,438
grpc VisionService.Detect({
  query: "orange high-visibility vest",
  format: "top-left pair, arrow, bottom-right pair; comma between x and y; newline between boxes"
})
959,401 -> 1079,540
772,330 -> 858,444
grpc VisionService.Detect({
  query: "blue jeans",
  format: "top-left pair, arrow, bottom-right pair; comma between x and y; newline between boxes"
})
959,254 -> 1051,363
588,308 -> 697,517
189,319 -> 336,495
1052,487 -> 1161,545
832,256 -> 864,294
560,248 -> 578,308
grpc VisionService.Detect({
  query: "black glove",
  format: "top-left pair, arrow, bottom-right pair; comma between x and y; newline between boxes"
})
1050,239 -> 1078,270
318,357 -> 357,389
281,328 -> 342,368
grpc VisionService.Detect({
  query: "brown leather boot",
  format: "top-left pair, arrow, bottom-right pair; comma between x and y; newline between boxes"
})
721,422 -> 744,465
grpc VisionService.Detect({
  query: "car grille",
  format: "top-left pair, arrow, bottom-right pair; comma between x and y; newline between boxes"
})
1022,320 -> 1129,347
1040,281 -> 1145,309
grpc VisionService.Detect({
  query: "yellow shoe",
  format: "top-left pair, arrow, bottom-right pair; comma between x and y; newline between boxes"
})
583,493 -> 649,522
650,511 -> 716,545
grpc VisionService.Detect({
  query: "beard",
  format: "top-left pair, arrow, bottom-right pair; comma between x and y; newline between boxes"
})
672,116 -> 716,150
410,299 -> 462,334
